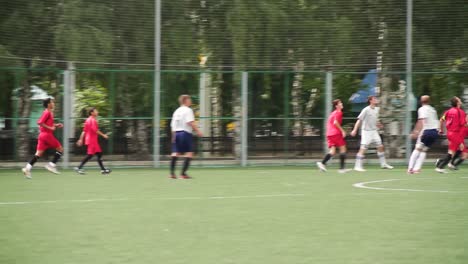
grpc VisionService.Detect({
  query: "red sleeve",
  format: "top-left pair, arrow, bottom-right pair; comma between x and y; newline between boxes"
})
37,111 -> 50,125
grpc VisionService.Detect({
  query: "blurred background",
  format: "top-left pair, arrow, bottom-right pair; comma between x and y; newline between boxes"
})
1,0 -> 468,167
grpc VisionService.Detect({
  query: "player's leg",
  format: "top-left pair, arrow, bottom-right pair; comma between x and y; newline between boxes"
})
22,149 -> 45,179
354,131 -> 368,171
180,151 -> 193,179
374,132 -> 393,169
449,149 -> 462,169
96,152 -> 111,174
338,145 -> 349,173
45,142 -> 63,174
436,132 -> 459,172
170,152 -> 179,179
179,132 -> 193,179
354,147 -> 367,171
75,154 -> 93,174
317,143 -> 336,172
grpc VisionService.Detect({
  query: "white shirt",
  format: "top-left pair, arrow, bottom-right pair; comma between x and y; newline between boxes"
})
171,106 -> 195,133
418,104 -> 439,130
357,106 -> 379,131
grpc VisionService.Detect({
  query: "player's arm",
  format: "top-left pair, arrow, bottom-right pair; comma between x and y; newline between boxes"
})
76,131 -> 85,146
38,122 -> 56,131
334,120 -> 346,137
350,119 -> 361,137
439,114 -> 446,134
411,119 -> 423,139
189,121 -> 203,137
97,130 -> 108,139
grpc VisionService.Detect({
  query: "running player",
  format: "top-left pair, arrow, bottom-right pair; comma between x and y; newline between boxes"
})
22,98 -> 63,179
316,99 -> 350,173
350,96 -> 393,171
448,109 -> 468,170
75,107 -> 111,175
435,96 -> 466,173
169,95 -> 203,179
407,95 -> 439,174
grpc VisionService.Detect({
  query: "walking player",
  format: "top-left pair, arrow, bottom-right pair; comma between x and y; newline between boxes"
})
350,96 -> 393,171
75,107 -> 111,175
316,99 -> 350,173
169,95 -> 203,179
407,95 -> 439,174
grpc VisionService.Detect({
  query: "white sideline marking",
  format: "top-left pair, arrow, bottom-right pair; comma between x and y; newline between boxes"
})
0,193 -> 305,206
353,178 -> 462,193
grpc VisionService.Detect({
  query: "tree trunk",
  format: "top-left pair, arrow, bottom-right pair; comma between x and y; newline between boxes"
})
17,67 -> 32,160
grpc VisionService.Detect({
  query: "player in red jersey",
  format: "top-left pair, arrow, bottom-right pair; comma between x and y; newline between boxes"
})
22,98 -> 64,179
448,115 -> 468,170
435,96 -> 466,173
316,99 -> 350,173
75,107 -> 111,175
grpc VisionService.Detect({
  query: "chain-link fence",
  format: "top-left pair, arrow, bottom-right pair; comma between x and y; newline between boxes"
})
1,68 -> 468,167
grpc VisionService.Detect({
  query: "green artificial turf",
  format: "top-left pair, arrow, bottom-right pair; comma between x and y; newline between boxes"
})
0,166 -> 467,264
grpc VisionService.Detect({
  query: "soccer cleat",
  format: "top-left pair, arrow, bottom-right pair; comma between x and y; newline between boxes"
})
338,169 -> 352,174
179,174 -> 192,179
354,167 -> 366,172
412,170 -> 421,174
407,169 -> 414,174
447,163 -> 458,170
381,164 -> 394,169
316,162 -> 327,172
45,163 -> 60,174
74,167 -> 85,175
101,169 -> 112,175
435,168 -> 448,174
22,167 -> 32,179
169,174 -> 177,179
435,159 -> 441,167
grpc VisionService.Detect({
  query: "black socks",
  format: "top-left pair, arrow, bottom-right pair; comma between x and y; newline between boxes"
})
182,158 -> 192,175
339,153 -> 346,169
437,154 -> 453,169
52,151 -> 63,164
170,156 -> 178,175
28,155 -> 39,166
322,154 -> 332,165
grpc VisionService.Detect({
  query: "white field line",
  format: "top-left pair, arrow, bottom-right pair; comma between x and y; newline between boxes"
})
352,178 -> 463,193
0,193 -> 305,206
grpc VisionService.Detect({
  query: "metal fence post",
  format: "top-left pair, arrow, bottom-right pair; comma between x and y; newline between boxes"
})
62,62 -> 75,169
405,0 -> 413,160
153,0 -> 162,168
241,72 -> 248,167
323,71 -> 333,154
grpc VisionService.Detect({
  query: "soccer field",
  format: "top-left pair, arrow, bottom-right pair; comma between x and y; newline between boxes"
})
1,166 -> 467,264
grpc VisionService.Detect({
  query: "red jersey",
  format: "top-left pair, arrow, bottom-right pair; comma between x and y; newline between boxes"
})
37,109 -> 54,133
443,107 -> 466,132
327,110 -> 343,136
84,116 -> 99,146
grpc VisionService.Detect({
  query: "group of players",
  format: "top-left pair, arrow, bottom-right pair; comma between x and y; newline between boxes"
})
317,95 -> 468,174
21,95 -> 202,179
21,94 -> 467,179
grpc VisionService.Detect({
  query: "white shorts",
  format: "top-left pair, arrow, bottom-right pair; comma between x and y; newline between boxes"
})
360,130 -> 383,148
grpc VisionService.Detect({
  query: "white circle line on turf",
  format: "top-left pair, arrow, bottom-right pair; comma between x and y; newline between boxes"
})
352,178 -> 462,193
0,193 -> 305,206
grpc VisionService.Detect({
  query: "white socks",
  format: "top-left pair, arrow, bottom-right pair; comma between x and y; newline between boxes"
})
355,154 -> 364,169
377,152 -> 387,166
408,149 -> 420,170
25,164 -> 32,170
413,151 -> 426,171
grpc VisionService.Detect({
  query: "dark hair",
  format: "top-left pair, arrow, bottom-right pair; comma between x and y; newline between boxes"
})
332,99 -> 341,108
450,97 -> 460,107
88,107 -> 96,116
43,98 -> 53,108
367,96 -> 376,104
